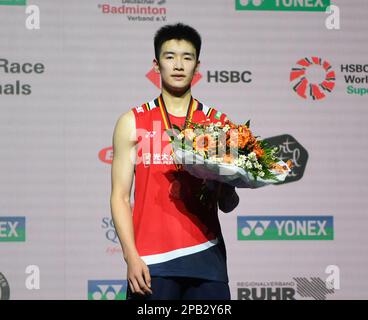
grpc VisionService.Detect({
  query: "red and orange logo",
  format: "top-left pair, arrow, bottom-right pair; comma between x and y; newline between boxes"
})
290,57 -> 335,100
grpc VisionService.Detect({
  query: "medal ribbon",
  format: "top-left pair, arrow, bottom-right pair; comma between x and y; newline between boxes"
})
158,94 -> 197,171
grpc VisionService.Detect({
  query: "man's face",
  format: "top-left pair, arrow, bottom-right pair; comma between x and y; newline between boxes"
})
154,39 -> 200,92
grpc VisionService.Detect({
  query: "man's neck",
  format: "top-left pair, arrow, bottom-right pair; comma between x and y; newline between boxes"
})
161,88 -> 192,117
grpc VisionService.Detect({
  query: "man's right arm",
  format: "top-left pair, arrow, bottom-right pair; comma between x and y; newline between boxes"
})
110,110 -> 152,296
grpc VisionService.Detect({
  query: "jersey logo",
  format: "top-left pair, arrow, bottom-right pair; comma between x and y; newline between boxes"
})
135,106 -> 145,113
144,131 -> 156,138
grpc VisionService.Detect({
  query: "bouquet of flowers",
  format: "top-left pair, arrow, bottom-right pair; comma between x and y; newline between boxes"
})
167,118 -> 293,189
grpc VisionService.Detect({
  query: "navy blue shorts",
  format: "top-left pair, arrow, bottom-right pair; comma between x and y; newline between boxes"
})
126,276 -> 231,300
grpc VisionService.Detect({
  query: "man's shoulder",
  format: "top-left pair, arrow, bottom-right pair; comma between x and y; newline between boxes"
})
115,109 -> 135,132
131,97 -> 160,117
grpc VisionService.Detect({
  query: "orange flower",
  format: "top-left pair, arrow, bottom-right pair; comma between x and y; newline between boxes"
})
253,144 -> 265,158
226,127 -> 252,149
193,134 -> 216,153
248,135 -> 257,148
286,159 -> 293,169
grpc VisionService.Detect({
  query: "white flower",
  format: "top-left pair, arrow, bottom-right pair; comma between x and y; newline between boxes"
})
215,121 -> 222,127
259,171 -> 265,177
222,125 -> 230,133
233,159 -> 242,167
212,131 -> 220,137
248,152 -> 257,161
245,160 -> 253,169
234,157 -> 246,167
239,155 -> 247,161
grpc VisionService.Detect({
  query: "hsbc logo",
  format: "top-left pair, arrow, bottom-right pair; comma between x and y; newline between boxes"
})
238,216 -> 333,240
207,70 -> 252,83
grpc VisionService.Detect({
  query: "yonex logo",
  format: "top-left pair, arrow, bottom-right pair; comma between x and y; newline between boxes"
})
240,220 -> 271,237
88,280 -> 127,300
290,57 -> 336,100
238,216 -> 333,240
236,0 -> 330,12
0,217 -> 26,242
0,0 -> 26,5
239,0 -> 263,6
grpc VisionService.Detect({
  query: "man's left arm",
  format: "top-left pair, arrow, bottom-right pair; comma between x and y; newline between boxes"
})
217,183 -> 239,213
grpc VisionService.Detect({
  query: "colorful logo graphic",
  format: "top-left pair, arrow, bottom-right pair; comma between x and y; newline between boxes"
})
290,57 -> 336,100
0,217 -> 26,242
238,216 -> 334,240
236,0 -> 330,12
88,280 -> 127,300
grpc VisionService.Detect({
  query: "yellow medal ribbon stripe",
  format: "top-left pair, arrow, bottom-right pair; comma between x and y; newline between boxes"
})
158,96 -> 170,131
158,96 -> 197,171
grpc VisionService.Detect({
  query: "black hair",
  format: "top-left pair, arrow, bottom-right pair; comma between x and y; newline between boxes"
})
154,23 -> 202,62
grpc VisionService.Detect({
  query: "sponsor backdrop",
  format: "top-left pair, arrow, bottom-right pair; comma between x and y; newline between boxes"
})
0,0 -> 367,300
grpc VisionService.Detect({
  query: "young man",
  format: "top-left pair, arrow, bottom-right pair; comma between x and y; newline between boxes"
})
110,23 -> 239,300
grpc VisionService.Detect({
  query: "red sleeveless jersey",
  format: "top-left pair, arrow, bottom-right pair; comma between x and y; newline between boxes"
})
131,94 -> 229,282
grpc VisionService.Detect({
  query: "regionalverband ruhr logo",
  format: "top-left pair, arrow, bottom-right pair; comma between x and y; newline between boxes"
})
88,280 -> 127,300
236,0 -> 330,12
263,134 -> 308,184
237,277 -> 335,300
0,216 -> 26,242
237,216 -> 334,240
290,57 -> 336,100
